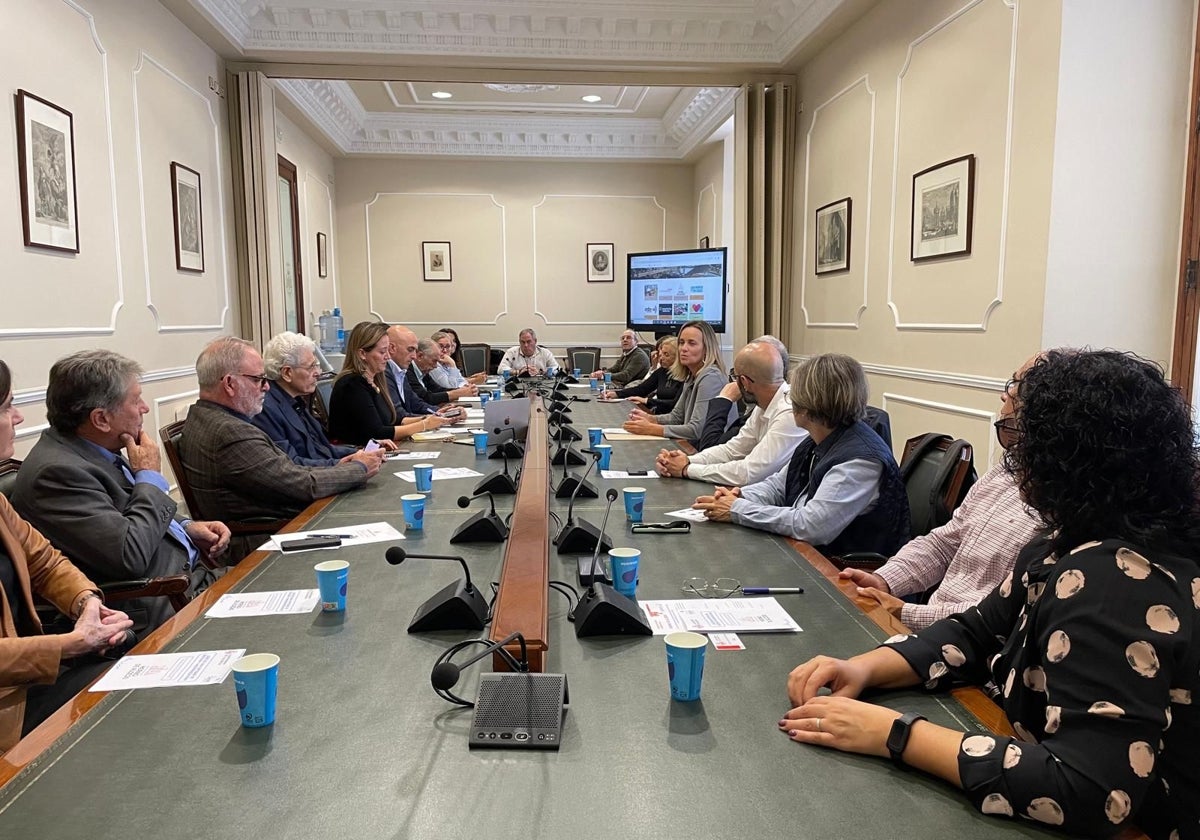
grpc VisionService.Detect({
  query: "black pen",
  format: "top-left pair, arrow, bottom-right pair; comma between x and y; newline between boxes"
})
741,587 -> 803,595
628,470 -> 649,476
305,533 -> 348,541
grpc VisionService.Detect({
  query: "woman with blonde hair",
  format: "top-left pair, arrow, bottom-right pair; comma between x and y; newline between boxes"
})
622,321 -> 733,445
603,335 -> 684,414
328,321 -> 449,445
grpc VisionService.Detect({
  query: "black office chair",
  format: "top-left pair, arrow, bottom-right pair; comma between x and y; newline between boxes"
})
458,343 -> 490,377
567,347 -> 602,375
836,433 -> 977,572
0,458 -> 22,499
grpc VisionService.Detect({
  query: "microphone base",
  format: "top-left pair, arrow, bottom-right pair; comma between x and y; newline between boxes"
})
577,555 -> 611,587
474,471 -> 518,496
554,518 -> 612,555
573,584 -> 653,637
554,475 -> 597,499
450,510 -> 509,544
407,579 -> 489,633
547,402 -> 571,415
488,442 -> 524,460
550,426 -> 582,443
469,673 -> 569,750
550,448 -> 586,467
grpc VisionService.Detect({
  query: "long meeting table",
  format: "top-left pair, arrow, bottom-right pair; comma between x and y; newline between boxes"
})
0,385 -> 1060,838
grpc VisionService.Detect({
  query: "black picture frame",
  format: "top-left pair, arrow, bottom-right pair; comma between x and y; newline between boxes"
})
587,242 -> 614,282
423,240 -> 452,281
170,161 -> 204,272
15,89 -> 79,253
317,231 -> 328,278
814,197 -> 851,274
911,154 -> 975,262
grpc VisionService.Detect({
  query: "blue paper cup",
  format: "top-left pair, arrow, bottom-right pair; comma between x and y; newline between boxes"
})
548,366 -> 558,377
502,369 -> 512,380
414,463 -> 434,493
665,632 -> 707,701
314,559 -> 349,612
232,653 -> 280,727
589,378 -> 601,392
572,368 -> 581,378
608,547 -> 641,598
604,372 -> 613,384
594,444 -> 612,470
479,390 -> 490,406
401,493 -> 426,531
472,430 -> 489,455
587,427 -> 603,447
623,486 -> 646,523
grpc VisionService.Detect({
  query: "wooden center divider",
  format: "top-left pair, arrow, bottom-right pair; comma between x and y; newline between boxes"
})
487,394 -> 550,672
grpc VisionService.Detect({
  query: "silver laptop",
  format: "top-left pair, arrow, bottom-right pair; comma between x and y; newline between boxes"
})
484,396 -> 530,445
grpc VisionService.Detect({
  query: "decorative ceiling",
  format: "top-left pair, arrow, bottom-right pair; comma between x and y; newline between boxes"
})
172,0 -> 863,159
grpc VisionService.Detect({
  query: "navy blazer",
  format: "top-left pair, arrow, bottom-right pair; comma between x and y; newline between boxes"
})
385,360 -> 437,416
252,382 -> 356,467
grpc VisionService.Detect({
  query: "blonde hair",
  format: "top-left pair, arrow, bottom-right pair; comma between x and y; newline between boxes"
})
338,321 -> 396,423
671,320 -> 724,380
789,353 -> 868,429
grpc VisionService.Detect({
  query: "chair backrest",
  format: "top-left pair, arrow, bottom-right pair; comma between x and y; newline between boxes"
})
898,433 -> 978,538
567,346 -> 602,375
159,419 -> 204,519
313,377 -> 336,430
458,343 -> 490,377
0,458 -> 22,499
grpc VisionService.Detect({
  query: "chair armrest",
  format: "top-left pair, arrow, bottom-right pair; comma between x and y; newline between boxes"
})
102,574 -> 192,612
832,552 -> 887,571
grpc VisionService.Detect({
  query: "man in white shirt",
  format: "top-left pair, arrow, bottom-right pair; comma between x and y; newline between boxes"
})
497,328 -> 558,375
654,340 -> 807,486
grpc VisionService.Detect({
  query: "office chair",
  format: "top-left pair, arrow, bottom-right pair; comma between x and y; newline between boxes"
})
458,343 -> 491,377
566,347 -> 602,375
0,458 -> 22,499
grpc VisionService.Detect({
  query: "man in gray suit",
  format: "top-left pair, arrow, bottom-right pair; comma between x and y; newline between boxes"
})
177,337 -> 377,555
12,351 -> 231,636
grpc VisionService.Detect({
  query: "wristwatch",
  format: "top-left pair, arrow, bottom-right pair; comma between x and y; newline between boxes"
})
886,712 -> 927,768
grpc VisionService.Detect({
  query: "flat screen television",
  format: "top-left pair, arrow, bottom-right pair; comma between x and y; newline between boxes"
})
626,247 -> 727,336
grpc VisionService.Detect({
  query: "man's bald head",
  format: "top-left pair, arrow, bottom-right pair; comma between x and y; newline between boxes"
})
387,325 -> 419,366
735,341 -> 785,386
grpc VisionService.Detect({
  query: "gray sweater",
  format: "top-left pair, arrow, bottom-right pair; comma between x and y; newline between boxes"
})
653,365 -> 733,442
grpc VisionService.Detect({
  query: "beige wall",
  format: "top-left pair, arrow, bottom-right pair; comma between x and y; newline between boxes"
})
333,157 -> 695,365
1,0 -> 234,473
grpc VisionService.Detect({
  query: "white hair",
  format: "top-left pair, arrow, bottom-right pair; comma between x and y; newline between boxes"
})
263,331 -> 317,379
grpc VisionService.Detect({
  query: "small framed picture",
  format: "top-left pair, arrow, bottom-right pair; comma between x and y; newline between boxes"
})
422,241 -> 452,281
316,231 -> 328,278
815,197 -> 851,274
14,90 -> 79,253
699,236 -> 710,249
911,154 -> 975,262
170,162 -> 204,272
587,242 -> 614,282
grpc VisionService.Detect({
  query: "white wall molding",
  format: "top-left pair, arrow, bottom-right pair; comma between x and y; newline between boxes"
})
364,192 -> 508,325
13,365 -> 197,408
303,170 -> 338,324
696,183 -> 716,246
0,0 -> 124,338
884,0 -> 1016,331
860,361 -> 1006,392
532,194 -> 666,326
132,50 -> 232,333
880,391 -> 999,465
800,74 -> 874,329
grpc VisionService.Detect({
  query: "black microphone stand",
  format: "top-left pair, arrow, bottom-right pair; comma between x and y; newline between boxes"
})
477,427 -> 520,494
485,423 -> 524,463
554,449 -> 613,555
553,435 -> 597,499
386,547 -> 489,632
573,490 -> 653,637
451,491 -> 509,543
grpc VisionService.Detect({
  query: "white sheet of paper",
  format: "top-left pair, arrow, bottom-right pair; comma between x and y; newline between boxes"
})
638,598 -> 801,635
395,467 -> 484,482
387,450 -> 441,460
205,589 -> 321,618
466,408 -> 485,419
458,396 -> 482,403
602,429 -> 663,441
411,430 -> 455,442
600,470 -> 660,480
259,522 -> 406,552
709,632 -> 746,650
665,507 -> 708,522
90,649 -> 247,692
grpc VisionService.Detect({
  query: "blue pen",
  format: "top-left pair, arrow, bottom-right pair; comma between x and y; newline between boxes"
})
742,587 -> 804,595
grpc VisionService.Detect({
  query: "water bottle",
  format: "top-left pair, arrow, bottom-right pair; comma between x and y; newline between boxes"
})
331,308 -> 344,350
318,310 -> 336,352
336,329 -> 346,352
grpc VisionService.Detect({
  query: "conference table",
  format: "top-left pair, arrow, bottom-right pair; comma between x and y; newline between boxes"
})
0,385 -> 1060,838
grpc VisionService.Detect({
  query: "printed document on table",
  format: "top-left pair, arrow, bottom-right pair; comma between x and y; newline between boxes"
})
665,507 -> 708,522
602,429 -> 663,441
638,598 -> 801,635
259,521 -> 405,552
411,430 -> 455,442
90,649 -> 246,691
387,450 -> 441,460
600,470 -> 660,480
206,589 -> 321,618
395,467 -> 484,482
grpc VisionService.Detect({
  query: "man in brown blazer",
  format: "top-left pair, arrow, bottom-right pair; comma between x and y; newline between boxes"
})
178,338 -> 380,555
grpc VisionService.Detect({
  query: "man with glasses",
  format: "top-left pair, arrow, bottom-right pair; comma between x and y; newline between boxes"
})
588,329 -> 649,387
178,337 -> 378,554
12,350 -> 230,636
840,354 -> 1044,630
253,331 -> 386,468
654,339 -> 806,487
693,335 -> 791,450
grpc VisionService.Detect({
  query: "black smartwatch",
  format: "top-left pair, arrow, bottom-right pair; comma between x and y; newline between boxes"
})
886,712 -> 927,768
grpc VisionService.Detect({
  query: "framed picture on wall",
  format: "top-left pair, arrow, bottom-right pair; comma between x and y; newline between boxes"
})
587,242 -> 614,282
170,162 -> 204,272
699,236 -> 710,249
814,197 -> 851,274
316,232 -> 328,278
422,241 -> 452,281
14,89 -> 79,253
911,154 -> 975,262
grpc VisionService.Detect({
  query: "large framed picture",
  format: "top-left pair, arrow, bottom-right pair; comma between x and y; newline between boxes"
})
316,231 -> 328,278
814,197 -> 851,274
911,154 -> 975,262
14,90 -> 79,253
587,242 -> 614,282
422,241 -> 452,281
170,162 -> 204,272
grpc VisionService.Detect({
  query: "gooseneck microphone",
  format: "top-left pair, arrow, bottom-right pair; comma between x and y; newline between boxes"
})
477,426 -> 520,495
451,490 -> 509,544
573,490 -> 653,638
554,448 -> 613,556
385,546 -> 489,632
579,488 -> 619,588
430,631 -> 529,693
553,435 -> 597,499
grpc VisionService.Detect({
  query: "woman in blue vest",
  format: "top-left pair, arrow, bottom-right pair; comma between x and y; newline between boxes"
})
693,353 -> 908,557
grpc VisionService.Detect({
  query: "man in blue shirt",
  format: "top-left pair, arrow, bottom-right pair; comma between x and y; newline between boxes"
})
11,351 -> 230,636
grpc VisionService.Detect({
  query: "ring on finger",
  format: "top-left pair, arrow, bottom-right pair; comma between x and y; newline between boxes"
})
815,718 -> 822,733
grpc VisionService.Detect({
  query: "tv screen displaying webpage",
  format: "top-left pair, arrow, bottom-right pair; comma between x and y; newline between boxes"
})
626,247 -> 727,334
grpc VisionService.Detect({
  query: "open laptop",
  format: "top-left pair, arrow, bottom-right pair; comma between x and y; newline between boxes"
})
484,396 -> 530,445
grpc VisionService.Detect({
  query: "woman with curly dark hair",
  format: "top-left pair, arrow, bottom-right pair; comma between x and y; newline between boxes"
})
779,349 -> 1200,839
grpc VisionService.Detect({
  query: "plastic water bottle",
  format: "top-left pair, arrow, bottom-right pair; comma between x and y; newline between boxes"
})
331,308 -> 344,350
336,329 -> 346,352
318,310 -> 336,351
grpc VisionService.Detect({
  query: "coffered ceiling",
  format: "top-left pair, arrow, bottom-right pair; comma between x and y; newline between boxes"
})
167,0 -> 870,159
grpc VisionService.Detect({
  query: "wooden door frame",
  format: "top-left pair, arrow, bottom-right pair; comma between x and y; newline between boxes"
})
1170,12 -> 1200,401
276,154 -> 305,335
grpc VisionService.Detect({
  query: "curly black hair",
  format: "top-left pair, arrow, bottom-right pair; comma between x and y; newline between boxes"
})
1003,349 -> 1200,557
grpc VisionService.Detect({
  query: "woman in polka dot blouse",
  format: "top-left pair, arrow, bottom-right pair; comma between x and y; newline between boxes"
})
782,349 -> 1200,838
